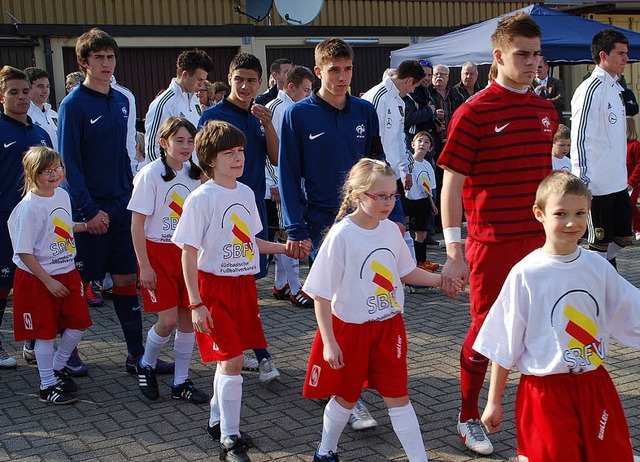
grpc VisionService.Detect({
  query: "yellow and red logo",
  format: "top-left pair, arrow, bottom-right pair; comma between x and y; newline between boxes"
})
231,212 -> 254,261
564,303 -> 603,368
370,260 -> 400,309
168,191 -> 185,219
53,216 -> 76,255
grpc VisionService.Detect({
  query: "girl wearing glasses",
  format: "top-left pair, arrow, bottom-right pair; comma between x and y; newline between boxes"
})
302,158 -> 463,462
8,146 -> 92,404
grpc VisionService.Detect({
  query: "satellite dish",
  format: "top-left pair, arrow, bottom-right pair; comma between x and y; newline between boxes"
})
235,0 -> 272,22
274,0 -> 323,25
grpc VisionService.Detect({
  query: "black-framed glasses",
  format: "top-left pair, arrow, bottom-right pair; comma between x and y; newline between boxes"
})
363,192 -> 401,203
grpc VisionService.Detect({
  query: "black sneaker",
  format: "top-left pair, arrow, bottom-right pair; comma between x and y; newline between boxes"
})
314,449 -> 340,462
171,379 -> 209,404
126,354 -> 175,375
220,435 -> 250,462
39,383 -> 77,405
54,369 -> 78,393
135,359 -> 159,400
207,423 -> 253,447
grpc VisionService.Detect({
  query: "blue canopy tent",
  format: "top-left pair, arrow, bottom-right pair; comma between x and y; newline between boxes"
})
390,5 -> 640,67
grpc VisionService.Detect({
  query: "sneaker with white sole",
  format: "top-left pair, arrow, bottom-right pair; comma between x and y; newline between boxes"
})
242,354 -> 259,371
348,398 -> 378,431
258,357 -> 280,383
457,414 -> 493,455
39,382 -> 77,405
0,343 -> 17,368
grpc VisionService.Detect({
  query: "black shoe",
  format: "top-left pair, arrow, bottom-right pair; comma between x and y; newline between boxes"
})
126,354 -> 175,375
426,236 -> 440,246
135,359 -> 159,400
171,379 -> 209,404
207,423 -> 253,447
54,369 -> 78,393
314,449 -> 340,461
39,383 -> 77,405
219,435 -> 250,462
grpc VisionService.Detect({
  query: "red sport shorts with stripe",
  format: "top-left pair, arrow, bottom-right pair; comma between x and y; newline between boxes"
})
303,313 -> 408,403
12,268 -> 92,341
516,366 -> 633,461
140,240 -> 189,312
195,271 -> 267,363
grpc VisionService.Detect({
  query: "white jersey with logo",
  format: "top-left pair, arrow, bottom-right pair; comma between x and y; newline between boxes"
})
362,78 -> 411,180
406,158 -> 436,200
127,159 -> 201,243
474,248 -> 640,376
571,66 -> 627,196
8,188 -> 76,275
303,217 -> 415,324
172,181 -> 262,276
145,79 -> 201,163
27,101 -> 58,150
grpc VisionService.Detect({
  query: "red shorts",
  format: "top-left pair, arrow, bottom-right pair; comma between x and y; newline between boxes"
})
303,313 -> 408,402
140,240 -> 189,312
195,271 -> 267,363
12,268 -> 92,341
516,367 -> 633,462
466,235 -> 544,335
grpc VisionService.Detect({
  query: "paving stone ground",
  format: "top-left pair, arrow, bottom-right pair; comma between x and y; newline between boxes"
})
1,238 -> 640,461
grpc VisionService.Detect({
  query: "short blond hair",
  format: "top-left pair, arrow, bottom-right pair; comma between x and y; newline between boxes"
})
491,13 -> 541,52
535,170 -> 589,212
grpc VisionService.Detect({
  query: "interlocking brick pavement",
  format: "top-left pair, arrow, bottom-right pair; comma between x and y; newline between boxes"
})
1,239 -> 640,461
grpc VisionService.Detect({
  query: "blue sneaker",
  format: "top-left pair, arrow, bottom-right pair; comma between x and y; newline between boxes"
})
314,448 -> 340,461
64,347 -> 89,377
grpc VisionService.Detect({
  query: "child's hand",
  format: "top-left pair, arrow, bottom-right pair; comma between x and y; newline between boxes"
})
432,204 -> 439,215
138,265 -> 157,291
191,305 -> 213,334
481,402 -> 503,434
323,340 -> 344,370
404,176 -> 413,190
46,278 -> 70,298
440,277 -> 464,300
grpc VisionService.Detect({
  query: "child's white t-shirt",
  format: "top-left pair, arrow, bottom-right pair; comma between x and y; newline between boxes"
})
552,155 -> 572,172
303,217 -> 415,324
474,248 -> 640,376
8,188 -> 77,275
406,159 -> 436,201
128,159 -> 201,243
171,181 -> 262,276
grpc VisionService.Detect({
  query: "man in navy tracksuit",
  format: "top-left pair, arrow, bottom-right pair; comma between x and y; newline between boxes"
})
58,28 -> 173,375
0,66 -> 52,368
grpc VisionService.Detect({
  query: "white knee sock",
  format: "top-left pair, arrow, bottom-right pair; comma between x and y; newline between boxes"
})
274,254 -> 288,290
218,373 -> 243,441
173,330 -> 195,386
318,397 -> 351,456
35,339 -> 56,388
209,366 -> 222,427
281,253 -> 302,294
389,403 -> 428,462
53,328 -> 84,371
141,325 -> 170,369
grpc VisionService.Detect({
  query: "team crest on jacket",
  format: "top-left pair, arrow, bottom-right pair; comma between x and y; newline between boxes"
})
550,289 -> 603,374
354,122 -> 366,139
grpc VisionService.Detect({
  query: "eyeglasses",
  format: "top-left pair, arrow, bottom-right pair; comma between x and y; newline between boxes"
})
39,166 -> 64,176
196,89 -> 208,94
419,60 -> 432,67
363,192 -> 401,202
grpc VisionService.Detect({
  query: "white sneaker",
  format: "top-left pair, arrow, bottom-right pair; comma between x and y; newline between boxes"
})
635,232 -> 640,241
22,342 -> 36,363
242,353 -> 259,371
348,398 -> 378,431
457,414 -> 493,455
258,357 -> 280,383
0,344 -> 17,368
